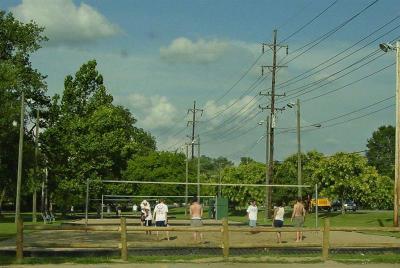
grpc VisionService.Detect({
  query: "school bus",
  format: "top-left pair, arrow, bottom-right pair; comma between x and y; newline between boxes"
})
310,197 -> 332,211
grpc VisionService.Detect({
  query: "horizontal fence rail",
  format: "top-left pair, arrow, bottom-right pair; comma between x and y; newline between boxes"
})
15,217 -> 400,262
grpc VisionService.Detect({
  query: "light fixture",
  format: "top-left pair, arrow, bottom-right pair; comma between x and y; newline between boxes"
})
379,43 -> 395,53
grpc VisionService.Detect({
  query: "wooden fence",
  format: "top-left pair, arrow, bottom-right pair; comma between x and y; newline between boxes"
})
15,217 -> 400,263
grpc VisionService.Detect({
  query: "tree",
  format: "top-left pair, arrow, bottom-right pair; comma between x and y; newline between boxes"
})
366,125 -> 395,178
312,152 -> 392,211
221,161 -> 265,207
0,10 -> 49,213
275,150 -> 324,203
41,60 -> 155,212
122,151 -> 187,200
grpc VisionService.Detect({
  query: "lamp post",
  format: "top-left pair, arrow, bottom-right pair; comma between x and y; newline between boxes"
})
379,41 -> 400,227
287,100 -> 321,201
15,92 -> 25,223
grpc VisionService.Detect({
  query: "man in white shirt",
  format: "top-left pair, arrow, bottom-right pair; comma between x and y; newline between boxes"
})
246,200 -> 258,227
153,199 -> 169,240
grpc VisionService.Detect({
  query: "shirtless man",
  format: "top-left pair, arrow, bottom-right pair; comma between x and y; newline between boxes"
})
291,197 -> 306,242
189,198 -> 203,242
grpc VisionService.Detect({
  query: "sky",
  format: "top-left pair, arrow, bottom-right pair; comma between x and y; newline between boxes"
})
1,0 -> 399,163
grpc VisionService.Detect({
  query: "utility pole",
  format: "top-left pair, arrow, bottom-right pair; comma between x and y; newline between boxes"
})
396,41 -> 400,227
261,29 -> 287,217
265,116 -> 270,218
296,99 -> 302,199
185,143 -> 189,216
197,135 -> 201,203
15,92 -> 24,223
33,109 -> 39,223
187,101 -> 203,159
379,41 -> 400,226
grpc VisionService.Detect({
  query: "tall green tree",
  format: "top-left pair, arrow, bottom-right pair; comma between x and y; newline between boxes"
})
41,60 -> 155,212
366,125 -> 395,178
0,10 -> 49,212
312,152 -> 392,210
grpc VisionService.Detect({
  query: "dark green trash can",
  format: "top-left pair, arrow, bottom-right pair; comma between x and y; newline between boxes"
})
215,197 -> 228,220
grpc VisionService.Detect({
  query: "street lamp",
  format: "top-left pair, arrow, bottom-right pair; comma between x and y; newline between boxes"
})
286,99 -> 321,199
15,92 -> 25,223
258,117 -> 270,218
379,41 -> 400,227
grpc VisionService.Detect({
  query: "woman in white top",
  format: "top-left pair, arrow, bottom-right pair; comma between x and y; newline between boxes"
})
272,201 -> 285,243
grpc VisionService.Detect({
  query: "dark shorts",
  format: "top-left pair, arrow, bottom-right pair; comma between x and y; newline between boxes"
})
145,220 -> 152,227
155,220 -> 167,227
273,220 -> 283,228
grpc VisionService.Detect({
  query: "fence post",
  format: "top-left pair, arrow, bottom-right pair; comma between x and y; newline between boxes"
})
16,216 -> 23,263
322,218 -> 330,261
222,217 -> 229,258
120,217 -> 128,261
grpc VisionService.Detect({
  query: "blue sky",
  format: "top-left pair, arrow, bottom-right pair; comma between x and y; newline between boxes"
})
1,0 -> 399,163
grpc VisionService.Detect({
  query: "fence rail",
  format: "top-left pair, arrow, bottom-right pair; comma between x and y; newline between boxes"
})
15,217 -> 400,262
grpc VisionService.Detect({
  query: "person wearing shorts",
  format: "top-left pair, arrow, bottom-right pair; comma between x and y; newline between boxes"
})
190,198 -> 203,242
153,199 -> 169,240
144,208 -> 152,235
291,197 -> 306,242
272,202 -> 285,243
246,200 -> 258,228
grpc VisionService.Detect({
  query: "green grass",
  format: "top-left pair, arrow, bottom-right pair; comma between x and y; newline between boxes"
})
2,253 -> 400,265
332,253 -> 400,263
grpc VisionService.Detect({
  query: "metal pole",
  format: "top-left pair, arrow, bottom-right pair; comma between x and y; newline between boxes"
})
197,135 -> 200,203
185,144 -> 189,216
32,109 -> 39,223
101,194 -> 104,219
297,99 -> 302,199
315,184 -> 318,228
395,41 -> 400,227
15,92 -> 24,223
218,164 -> 222,197
265,116 -> 270,218
85,178 -> 89,226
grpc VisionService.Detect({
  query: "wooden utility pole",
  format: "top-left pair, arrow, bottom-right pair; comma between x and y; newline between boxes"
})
187,101 -> 203,159
395,41 -> 400,226
33,109 -> 39,223
15,92 -> 24,224
265,116 -> 270,218
297,99 -> 302,199
261,30 -> 287,216
185,143 -> 189,216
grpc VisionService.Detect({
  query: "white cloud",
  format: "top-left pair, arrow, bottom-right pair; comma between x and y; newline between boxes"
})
160,37 -> 229,64
116,94 -> 178,130
10,0 -> 120,45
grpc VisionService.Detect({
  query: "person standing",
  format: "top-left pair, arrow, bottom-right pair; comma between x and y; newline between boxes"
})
144,207 -> 152,235
246,200 -> 258,228
291,197 -> 306,242
272,201 -> 285,243
189,198 -> 203,242
153,199 -> 169,240
140,200 -> 150,226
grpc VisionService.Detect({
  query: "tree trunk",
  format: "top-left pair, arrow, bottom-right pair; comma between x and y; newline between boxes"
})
0,187 -> 6,214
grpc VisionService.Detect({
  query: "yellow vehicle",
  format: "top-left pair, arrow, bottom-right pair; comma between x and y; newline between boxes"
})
310,198 -> 332,211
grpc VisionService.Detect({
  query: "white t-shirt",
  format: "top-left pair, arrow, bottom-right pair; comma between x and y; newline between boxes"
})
274,207 -> 284,221
154,203 -> 168,221
246,205 -> 258,221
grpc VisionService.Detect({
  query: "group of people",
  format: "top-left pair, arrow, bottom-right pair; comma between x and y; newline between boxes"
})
247,197 -> 306,243
139,198 -> 204,242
